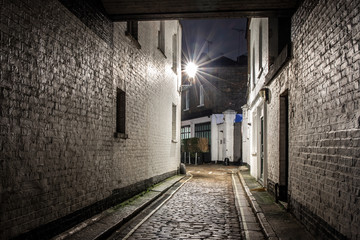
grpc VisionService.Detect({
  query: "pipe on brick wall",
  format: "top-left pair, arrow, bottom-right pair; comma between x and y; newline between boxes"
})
275,183 -> 279,203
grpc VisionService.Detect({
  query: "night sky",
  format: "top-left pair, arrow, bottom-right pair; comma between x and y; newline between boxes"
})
181,19 -> 247,63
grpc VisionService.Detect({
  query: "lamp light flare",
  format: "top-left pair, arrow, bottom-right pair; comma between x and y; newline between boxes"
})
185,62 -> 198,78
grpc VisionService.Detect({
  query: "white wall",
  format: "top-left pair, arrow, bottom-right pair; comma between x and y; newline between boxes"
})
211,115 -> 218,161
241,105 -> 250,164
248,18 -> 268,103
223,110 -> 237,162
247,18 -> 268,181
210,110 -> 237,162
0,2 -> 183,237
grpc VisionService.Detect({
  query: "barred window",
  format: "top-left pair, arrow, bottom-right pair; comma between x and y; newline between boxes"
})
181,126 -> 191,140
195,122 -> 211,144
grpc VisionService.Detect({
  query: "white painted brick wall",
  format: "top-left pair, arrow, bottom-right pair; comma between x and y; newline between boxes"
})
0,0 -> 181,238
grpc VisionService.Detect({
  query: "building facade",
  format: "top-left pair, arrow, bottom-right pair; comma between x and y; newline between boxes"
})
181,56 -> 247,163
0,0 -> 182,239
243,0 -> 360,239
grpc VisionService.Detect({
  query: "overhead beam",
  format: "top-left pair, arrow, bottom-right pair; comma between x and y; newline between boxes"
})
101,0 -> 299,21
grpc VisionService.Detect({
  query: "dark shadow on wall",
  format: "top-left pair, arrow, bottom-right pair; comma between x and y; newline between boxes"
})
59,0 -> 114,46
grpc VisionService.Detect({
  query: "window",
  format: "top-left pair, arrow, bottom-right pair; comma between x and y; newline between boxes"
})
126,21 -> 139,41
116,88 -> 126,137
252,47 -> 256,87
172,34 -> 178,73
199,85 -> 204,106
195,123 -> 211,144
259,22 -> 263,71
266,17 -> 291,84
184,90 -> 189,110
181,126 -> 191,140
158,21 -> 165,54
172,104 -> 176,141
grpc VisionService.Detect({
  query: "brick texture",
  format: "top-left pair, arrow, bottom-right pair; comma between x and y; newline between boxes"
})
0,0 -> 181,239
266,0 -> 360,238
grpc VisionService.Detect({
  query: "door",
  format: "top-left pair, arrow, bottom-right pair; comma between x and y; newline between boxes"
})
218,131 -> 223,161
279,92 -> 289,202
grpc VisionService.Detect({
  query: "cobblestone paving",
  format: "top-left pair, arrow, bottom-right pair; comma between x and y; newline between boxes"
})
125,165 -> 242,239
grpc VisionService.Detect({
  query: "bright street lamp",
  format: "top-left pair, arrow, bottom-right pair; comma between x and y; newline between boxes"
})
185,62 -> 198,78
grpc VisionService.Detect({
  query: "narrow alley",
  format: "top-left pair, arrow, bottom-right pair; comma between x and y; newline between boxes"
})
1,0 -> 359,239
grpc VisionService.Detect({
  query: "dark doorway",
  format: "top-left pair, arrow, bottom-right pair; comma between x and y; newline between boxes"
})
260,116 -> 264,180
279,91 -> 289,202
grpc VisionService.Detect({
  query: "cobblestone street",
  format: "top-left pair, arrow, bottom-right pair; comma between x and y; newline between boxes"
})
114,165 -> 244,239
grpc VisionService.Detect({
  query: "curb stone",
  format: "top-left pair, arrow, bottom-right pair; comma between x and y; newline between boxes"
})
237,171 -> 278,239
53,175 -> 186,240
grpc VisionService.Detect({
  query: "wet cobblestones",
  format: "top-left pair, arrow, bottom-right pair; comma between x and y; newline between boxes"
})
124,165 -> 242,239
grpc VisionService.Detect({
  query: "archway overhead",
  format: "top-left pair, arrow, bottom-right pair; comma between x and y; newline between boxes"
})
101,0 -> 300,21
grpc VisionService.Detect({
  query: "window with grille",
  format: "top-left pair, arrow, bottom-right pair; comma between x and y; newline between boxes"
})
172,104 -> 176,141
126,21 -> 138,41
116,88 -> 126,134
158,21 -> 165,54
195,122 -> 211,144
181,126 -> 191,140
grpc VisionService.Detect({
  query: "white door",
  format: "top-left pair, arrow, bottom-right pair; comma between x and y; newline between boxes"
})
218,131 -> 223,161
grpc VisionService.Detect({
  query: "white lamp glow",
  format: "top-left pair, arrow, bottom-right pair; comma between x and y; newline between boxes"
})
185,62 -> 198,78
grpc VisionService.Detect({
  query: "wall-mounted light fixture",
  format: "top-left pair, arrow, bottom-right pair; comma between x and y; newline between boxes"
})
259,88 -> 270,103
181,78 -> 192,91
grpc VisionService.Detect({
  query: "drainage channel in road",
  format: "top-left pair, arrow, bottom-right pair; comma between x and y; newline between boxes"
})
106,175 -> 192,240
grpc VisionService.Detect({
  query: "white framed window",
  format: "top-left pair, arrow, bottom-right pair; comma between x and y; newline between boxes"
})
199,85 -> 204,106
181,125 -> 191,140
172,34 -> 177,73
184,90 -> 189,110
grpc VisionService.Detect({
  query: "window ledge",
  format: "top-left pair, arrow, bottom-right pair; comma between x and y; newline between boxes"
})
183,108 -> 189,111
197,104 -> 204,108
171,140 -> 178,143
114,132 -> 128,139
257,67 -> 264,79
158,48 -> 166,58
265,43 -> 291,86
125,32 -> 141,49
